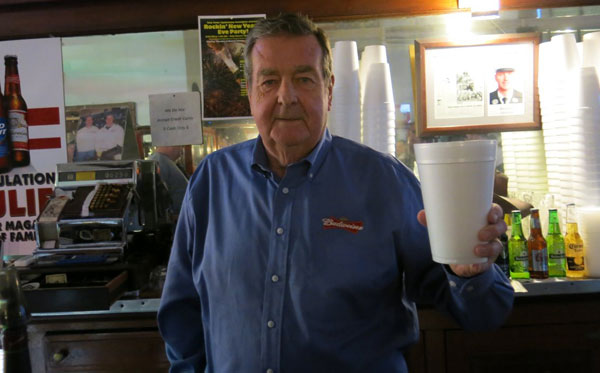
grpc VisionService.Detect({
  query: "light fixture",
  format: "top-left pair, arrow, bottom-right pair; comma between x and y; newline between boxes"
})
458,0 -> 500,19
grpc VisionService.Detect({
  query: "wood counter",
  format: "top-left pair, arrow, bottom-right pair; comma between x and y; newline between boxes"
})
27,280 -> 600,372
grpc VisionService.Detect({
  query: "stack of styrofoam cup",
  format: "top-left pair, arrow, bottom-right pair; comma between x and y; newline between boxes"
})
570,66 -> 600,207
328,41 -> 361,143
578,206 -> 600,277
537,34 -> 581,224
359,45 -> 388,102
501,130 -> 548,208
362,62 -> 396,156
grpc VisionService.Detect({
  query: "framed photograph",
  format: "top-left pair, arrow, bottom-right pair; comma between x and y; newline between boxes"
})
65,102 -> 138,162
415,33 -> 540,136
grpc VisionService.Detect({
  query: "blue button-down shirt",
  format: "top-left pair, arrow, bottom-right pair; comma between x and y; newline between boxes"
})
157,129 -> 514,373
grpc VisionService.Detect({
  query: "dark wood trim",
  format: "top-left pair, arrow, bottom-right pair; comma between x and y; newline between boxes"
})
0,0 -> 599,40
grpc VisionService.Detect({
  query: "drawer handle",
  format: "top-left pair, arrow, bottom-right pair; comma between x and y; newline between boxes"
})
53,349 -> 69,363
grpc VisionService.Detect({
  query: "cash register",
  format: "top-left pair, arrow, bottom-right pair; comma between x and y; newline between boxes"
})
35,160 -> 170,255
20,160 -> 172,313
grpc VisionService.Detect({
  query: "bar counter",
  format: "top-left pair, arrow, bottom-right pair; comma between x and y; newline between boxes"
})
28,278 -> 600,372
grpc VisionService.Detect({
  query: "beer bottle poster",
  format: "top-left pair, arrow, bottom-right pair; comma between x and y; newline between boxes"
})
0,38 -> 66,256
198,14 -> 265,120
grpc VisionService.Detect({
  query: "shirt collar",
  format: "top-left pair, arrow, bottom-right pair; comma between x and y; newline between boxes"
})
498,90 -> 513,101
251,128 -> 332,180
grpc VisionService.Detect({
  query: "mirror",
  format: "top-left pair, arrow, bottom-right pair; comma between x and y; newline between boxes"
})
60,6 -> 600,171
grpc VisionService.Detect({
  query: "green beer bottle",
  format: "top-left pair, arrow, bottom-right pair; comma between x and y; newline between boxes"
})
547,208 -> 566,277
509,210 -> 530,279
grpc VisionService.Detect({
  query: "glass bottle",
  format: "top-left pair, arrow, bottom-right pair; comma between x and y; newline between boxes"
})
0,266 -> 32,372
528,208 -> 549,279
509,210 -> 529,279
4,55 -> 30,167
547,208 -> 566,277
565,203 -> 585,278
0,79 -> 11,173
495,213 -> 510,277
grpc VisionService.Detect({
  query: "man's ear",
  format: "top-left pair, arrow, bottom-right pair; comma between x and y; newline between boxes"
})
327,74 -> 335,111
247,80 -> 253,113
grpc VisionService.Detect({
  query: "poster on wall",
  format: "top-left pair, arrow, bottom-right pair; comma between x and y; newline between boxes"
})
0,38 -> 66,256
198,14 -> 264,120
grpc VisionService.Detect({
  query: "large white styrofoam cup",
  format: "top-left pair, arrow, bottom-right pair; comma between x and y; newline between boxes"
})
415,140 -> 497,264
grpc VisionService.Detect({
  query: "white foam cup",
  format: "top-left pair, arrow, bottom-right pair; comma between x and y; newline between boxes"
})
414,140 -> 497,264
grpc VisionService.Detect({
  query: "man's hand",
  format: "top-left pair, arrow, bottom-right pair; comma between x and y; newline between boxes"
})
417,203 -> 507,278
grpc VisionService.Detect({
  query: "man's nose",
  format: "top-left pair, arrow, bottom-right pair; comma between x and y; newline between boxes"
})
277,78 -> 298,105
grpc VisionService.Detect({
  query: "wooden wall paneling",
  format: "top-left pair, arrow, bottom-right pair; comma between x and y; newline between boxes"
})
0,0 -> 599,40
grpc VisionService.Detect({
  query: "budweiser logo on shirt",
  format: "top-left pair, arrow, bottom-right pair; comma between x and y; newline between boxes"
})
322,217 -> 364,234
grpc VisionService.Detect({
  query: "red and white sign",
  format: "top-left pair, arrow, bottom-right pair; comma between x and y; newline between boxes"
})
0,38 -> 66,255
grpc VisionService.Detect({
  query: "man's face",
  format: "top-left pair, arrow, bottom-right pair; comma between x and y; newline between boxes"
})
495,72 -> 513,92
248,34 -> 333,161
85,116 -> 93,127
106,115 -> 114,127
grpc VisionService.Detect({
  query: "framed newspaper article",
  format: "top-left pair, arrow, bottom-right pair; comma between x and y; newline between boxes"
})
415,33 -> 540,136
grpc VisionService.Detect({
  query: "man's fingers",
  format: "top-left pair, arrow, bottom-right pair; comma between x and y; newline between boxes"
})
417,210 -> 427,227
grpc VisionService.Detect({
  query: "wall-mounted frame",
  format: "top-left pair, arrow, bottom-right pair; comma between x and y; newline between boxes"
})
415,33 -> 540,136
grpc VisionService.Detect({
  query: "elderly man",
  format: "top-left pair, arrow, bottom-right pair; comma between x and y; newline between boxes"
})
158,13 -> 513,373
489,67 -> 523,105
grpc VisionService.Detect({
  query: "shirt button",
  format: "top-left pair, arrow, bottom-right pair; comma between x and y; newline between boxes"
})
282,187 -> 289,194
449,281 -> 457,288
309,173 -> 314,178
267,320 -> 276,328
266,369 -> 274,373
466,285 -> 474,292
271,274 -> 279,283
276,227 -> 284,235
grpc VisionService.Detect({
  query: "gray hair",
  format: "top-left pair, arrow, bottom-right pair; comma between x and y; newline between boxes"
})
244,13 -> 333,87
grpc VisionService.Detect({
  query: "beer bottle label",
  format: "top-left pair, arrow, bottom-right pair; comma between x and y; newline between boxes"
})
568,243 -> 584,253
567,256 -> 585,271
6,75 -> 20,85
0,117 -> 9,157
532,247 -> 549,272
515,251 -> 529,262
8,109 -> 28,151
549,252 -> 565,259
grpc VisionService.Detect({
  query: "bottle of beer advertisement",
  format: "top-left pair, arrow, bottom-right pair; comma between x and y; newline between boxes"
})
3,55 -> 30,168
528,208 -> 549,279
509,210 -> 529,279
0,79 -> 12,173
547,208 -> 566,277
565,203 -> 586,278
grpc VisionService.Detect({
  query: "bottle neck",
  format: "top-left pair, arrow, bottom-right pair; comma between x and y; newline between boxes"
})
548,223 -> 561,234
4,64 -> 21,95
511,222 -> 524,237
530,213 -> 543,236
567,222 -> 579,235
548,211 -> 561,234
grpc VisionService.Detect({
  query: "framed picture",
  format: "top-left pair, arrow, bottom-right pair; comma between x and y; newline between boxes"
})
65,102 -> 138,162
198,14 -> 265,120
415,33 -> 540,136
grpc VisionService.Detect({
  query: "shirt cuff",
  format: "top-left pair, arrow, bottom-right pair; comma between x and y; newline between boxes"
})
442,264 -> 497,298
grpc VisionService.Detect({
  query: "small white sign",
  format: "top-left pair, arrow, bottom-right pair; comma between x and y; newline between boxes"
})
149,92 -> 203,146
